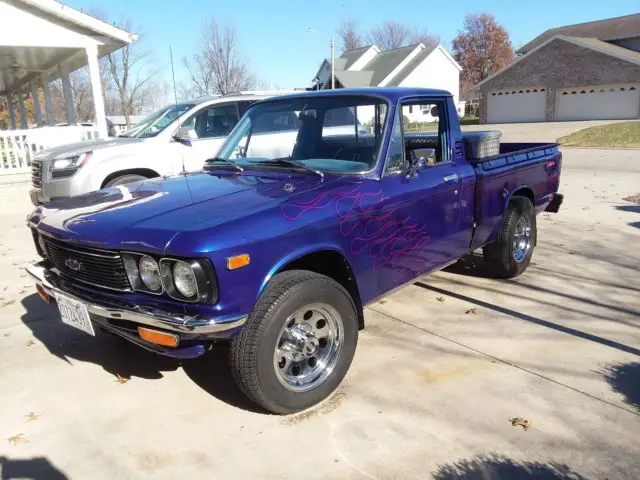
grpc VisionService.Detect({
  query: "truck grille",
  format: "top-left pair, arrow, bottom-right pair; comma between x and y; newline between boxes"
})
31,159 -> 42,188
42,236 -> 131,292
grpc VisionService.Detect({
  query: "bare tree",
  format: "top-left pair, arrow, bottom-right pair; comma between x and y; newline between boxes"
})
336,19 -> 364,53
103,18 -> 157,125
367,21 -> 438,50
183,18 -> 256,97
452,13 -> 515,86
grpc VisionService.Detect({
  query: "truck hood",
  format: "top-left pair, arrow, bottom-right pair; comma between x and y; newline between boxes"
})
29,172 -> 343,253
35,137 -> 147,160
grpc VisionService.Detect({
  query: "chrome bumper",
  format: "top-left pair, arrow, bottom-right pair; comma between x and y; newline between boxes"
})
26,262 -> 247,335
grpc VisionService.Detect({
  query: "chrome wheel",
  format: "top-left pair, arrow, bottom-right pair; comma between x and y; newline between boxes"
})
513,215 -> 532,263
273,303 -> 344,392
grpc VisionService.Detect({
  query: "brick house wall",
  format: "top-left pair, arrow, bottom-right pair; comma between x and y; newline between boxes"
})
478,39 -> 640,123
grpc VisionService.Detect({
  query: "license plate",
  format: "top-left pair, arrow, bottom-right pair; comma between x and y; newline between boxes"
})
56,294 -> 95,336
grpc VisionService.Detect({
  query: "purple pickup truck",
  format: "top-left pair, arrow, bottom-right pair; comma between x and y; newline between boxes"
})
26,88 -> 563,414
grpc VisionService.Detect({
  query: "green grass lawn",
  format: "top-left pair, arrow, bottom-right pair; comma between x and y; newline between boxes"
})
557,121 -> 640,148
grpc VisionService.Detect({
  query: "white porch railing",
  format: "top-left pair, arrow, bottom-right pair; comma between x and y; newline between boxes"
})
0,126 -> 101,175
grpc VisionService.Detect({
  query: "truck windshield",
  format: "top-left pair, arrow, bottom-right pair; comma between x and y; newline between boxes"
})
119,103 -> 195,138
216,95 -> 388,174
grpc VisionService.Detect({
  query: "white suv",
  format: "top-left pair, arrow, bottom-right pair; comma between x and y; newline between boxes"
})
29,92 -> 281,205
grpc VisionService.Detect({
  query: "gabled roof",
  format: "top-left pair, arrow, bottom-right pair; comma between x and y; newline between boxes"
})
518,13 -> 640,54
477,34 -> 640,88
340,45 -> 374,69
334,70 -> 375,88
365,44 -> 418,85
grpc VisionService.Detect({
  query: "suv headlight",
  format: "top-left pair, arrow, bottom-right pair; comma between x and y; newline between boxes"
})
51,152 -> 93,178
122,252 -> 217,303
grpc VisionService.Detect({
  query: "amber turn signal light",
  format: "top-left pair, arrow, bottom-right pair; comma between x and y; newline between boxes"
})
36,284 -> 50,303
137,327 -> 179,348
227,254 -> 250,270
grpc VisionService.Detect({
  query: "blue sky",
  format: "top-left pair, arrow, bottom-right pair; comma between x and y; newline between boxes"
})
65,0 -> 639,92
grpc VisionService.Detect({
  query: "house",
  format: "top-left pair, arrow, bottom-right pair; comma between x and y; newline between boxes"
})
313,43 -> 464,119
477,14 -> 640,123
106,115 -> 145,135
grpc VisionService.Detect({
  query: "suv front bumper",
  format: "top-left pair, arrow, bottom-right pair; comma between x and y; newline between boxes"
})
26,262 -> 247,358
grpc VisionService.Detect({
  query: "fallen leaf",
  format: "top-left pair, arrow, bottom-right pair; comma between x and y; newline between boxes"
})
378,299 -> 387,304
115,374 -> 129,384
25,412 -> 41,422
25,340 -> 35,347
465,308 -> 477,315
509,417 -> 531,431
0,300 -> 15,308
436,296 -> 445,303
3,333 -> 10,337
7,434 -> 27,446
19,290 -> 25,294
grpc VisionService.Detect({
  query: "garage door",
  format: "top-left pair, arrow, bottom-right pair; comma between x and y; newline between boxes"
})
557,85 -> 639,121
487,88 -> 546,123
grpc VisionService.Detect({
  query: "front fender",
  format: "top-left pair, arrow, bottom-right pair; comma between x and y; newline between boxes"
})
258,243 -> 351,297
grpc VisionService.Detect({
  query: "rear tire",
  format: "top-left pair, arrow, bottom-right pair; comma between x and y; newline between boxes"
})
104,174 -> 149,188
483,197 -> 536,278
230,270 -> 358,414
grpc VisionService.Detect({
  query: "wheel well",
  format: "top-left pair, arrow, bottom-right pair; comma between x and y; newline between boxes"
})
511,187 -> 534,205
101,168 -> 160,188
279,250 -> 364,329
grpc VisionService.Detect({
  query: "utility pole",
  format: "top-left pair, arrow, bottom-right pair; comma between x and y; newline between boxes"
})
330,35 -> 335,90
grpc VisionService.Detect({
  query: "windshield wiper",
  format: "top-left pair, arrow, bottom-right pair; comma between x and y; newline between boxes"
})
258,157 -> 324,178
204,157 -> 244,173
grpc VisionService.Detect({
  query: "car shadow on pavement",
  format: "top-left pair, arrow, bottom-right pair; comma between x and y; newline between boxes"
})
599,362 -> 640,413
413,282 -> 640,358
0,455 -> 68,480
21,293 -> 181,380
432,454 -> 587,479
182,346 -> 268,414
443,253 -> 496,279
20,293 -> 265,413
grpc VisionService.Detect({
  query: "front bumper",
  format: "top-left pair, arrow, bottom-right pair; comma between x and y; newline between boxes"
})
26,262 -> 247,358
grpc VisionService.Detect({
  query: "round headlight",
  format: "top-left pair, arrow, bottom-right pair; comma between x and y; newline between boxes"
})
173,261 -> 197,298
139,256 -> 161,291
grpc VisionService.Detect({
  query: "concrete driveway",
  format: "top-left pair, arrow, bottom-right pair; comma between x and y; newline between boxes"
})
463,120 -> 628,142
0,148 -> 639,479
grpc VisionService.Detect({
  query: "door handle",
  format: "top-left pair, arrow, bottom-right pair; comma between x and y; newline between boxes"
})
443,174 -> 459,183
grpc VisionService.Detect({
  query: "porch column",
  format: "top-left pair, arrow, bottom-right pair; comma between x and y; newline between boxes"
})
41,78 -> 54,125
17,94 -> 28,128
85,43 -> 107,137
7,96 -> 17,129
61,72 -> 76,124
31,83 -> 43,126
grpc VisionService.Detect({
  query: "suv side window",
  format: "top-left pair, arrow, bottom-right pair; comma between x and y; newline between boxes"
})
181,103 -> 240,139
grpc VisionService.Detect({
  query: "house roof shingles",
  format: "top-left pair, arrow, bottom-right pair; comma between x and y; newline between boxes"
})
518,13 -> 640,54
339,45 -> 374,69
386,44 -> 437,86
566,36 -> 640,65
365,44 -> 419,85
334,70 -> 375,88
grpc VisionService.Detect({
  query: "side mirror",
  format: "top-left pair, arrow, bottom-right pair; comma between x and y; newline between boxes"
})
406,156 -> 427,179
173,126 -> 193,146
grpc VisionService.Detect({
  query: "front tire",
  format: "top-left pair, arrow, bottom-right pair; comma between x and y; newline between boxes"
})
483,197 -> 536,278
230,270 -> 358,414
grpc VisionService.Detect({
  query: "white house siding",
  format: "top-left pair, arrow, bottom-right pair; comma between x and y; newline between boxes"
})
398,47 -> 460,122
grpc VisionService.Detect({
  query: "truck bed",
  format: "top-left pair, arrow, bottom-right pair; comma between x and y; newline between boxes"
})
469,142 -> 562,250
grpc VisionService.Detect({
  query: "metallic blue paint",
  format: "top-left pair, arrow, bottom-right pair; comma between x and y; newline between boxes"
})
27,88 -> 562,351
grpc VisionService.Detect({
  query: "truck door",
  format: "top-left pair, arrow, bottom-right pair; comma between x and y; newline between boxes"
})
375,99 -> 464,295
177,102 -> 242,172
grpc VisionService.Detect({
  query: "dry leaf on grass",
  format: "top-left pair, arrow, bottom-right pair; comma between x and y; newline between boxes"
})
465,308 -> 477,315
436,296 -> 445,303
25,412 -> 41,422
7,434 -> 27,446
115,374 -> 129,384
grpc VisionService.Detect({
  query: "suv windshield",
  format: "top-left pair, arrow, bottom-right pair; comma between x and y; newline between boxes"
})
119,103 -> 195,138
216,95 -> 388,174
